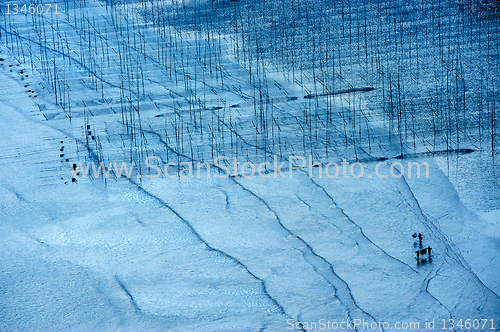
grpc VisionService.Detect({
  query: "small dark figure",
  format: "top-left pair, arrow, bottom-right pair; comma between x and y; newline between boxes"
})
412,233 -> 419,248
418,233 -> 423,241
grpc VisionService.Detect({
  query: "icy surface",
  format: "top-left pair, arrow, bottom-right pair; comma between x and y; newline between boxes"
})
0,0 -> 499,331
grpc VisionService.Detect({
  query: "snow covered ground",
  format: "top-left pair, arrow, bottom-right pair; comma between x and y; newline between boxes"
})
0,0 -> 499,331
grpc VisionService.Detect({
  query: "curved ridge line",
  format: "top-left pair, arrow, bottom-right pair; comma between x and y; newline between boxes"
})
127,181 -> 290,317
306,176 -> 418,274
232,179 -> 380,331
396,174 -> 500,301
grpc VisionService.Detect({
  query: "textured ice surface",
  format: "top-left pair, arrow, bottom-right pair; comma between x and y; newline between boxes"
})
0,0 -> 499,330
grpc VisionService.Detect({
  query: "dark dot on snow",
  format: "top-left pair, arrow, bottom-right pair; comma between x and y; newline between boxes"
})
28,90 -> 31,93
24,85 -> 28,88
72,178 -> 76,182
34,96 -> 37,98
71,163 -> 76,170
91,136 -> 95,140
31,91 -> 35,93
60,148 -> 64,151
60,154 -> 64,157
25,75 -> 28,77
60,141 -> 63,143
0,58 -> 4,61
16,64 -> 19,67
9,65 -> 12,67
76,172 -> 80,176
65,158 -> 69,162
